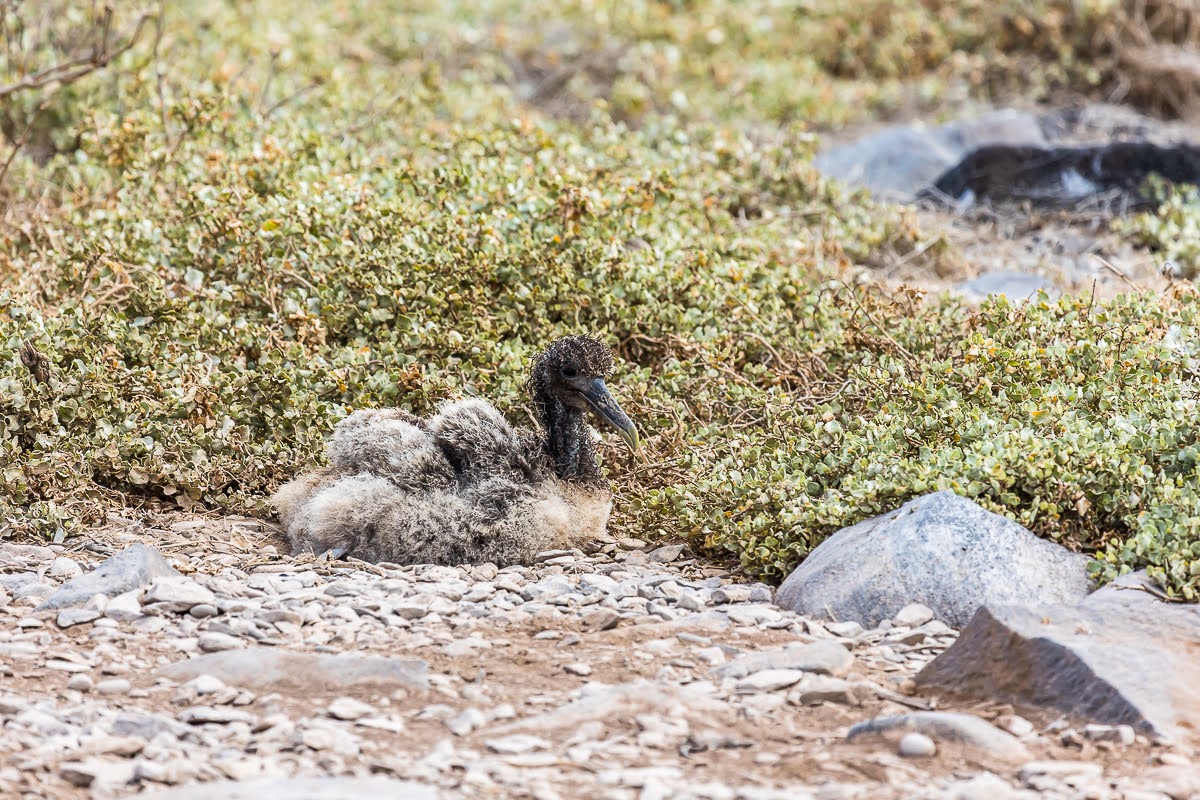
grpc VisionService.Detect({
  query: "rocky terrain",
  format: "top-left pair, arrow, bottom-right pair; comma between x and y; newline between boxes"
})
1,513 -> 1196,800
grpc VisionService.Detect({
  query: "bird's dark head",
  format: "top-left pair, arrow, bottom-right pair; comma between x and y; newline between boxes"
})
531,335 -> 639,452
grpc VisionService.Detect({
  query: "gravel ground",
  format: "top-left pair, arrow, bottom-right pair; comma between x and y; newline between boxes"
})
0,516 -> 1195,800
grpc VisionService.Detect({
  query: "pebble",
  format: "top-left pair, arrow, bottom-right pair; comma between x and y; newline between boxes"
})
996,714 -> 1034,738
189,603 -> 220,619
735,669 -> 806,693
49,557 -> 83,578
104,590 -> 144,622
96,678 -> 132,695
328,697 -> 374,721
1083,723 -> 1136,745
486,734 -> 550,754
0,537 -> 1130,800
57,607 -> 102,628
711,586 -> 751,604
198,632 -> 244,652
647,545 -> 685,562
445,707 -> 487,736
67,674 -> 95,692
892,603 -> 934,628
142,577 -> 217,611
824,620 -> 864,638
898,731 -> 937,757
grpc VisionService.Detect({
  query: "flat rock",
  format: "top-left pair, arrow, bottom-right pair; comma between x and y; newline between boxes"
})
735,669 -> 806,693
141,778 -> 440,799
847,711 -> 1030,762
157,648 -> 428,693
712,640 -> 853,680
916,570 -> 1200,741
954,271 -> 1059,303
142,577 -> 216,612
775,492 -> 1090,628
38,544 -> 180,611
57,607 -> 102,628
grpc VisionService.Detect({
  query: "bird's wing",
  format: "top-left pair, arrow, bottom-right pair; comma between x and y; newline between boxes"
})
427,399 -> 545,483
328,408 -> 455,490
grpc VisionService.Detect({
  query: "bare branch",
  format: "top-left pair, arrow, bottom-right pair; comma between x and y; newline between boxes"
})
0,6 -> 153,101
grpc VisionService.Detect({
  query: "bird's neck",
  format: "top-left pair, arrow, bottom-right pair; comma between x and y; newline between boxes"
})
538,395 -> 601,484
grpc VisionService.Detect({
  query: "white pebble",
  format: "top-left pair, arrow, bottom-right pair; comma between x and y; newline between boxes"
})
898,731 -> 936,757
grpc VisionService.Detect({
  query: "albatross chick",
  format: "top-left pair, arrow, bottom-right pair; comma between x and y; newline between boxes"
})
272,335 -> 640,566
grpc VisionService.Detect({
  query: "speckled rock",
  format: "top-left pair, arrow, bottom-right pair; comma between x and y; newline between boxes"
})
775,492 -> 1090,627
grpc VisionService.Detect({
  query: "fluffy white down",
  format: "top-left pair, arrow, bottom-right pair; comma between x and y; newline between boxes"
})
271,400 -> 611,566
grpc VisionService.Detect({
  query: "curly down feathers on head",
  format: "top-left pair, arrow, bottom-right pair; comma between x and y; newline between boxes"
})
272,336 -> 638,567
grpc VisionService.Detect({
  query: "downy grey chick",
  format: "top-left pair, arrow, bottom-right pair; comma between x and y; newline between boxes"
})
272,336 -> 640,566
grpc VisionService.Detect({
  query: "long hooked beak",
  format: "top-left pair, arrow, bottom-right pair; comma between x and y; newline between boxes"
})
580,377 -> 640,452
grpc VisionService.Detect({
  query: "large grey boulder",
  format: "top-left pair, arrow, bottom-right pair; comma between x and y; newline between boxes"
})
157,648 -> 429,693
37,543 -> 180,612
916,570 -> 1200,741
774,492 -> 1091,628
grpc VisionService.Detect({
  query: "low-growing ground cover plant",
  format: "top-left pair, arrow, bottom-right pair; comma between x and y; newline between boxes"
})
2,0 -> 1199,598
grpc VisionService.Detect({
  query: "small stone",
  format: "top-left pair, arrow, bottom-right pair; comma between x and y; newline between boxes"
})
328,697 -> 374,721
96,678 -> 132,695
735,669 -> 806,693
142,577 -> 216,612
948,773 -> 1017,800
898,732 -> 936,757
67,674 -> 94,692
301,726 -> 338,750
82,734 -> 146,757
789,674 -> 868,706
57,607 -> 102,628
49,557 -> 83,578
1083,723 -> 1136,746
714,640 -> 853,680
618,538 -> 647,551
564,663 -> 593,677
178,706 -> 255,725
892,603 -> 935,628
16,616 -> 43,629
59,759 -> 135,788
186,674 -> 227,695
583,608 -> 620,631
104,590 -> 143,622
486,734 -> 549,754
647,545 -> 685,562
711,586 -> 751,604
445,708 -> 486,736
46,659 -> 90,673
198,632 -> 243,652
825,620 -> 864,638
189,604 -> 219,619
1018,761 -> 1104,785
996,714 -> 1034,738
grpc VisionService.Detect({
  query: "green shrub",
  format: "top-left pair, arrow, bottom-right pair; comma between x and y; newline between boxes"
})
2,0 -> 1199,600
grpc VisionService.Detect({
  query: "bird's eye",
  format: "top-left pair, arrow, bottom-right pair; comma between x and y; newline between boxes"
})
561,366 -> 578,379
